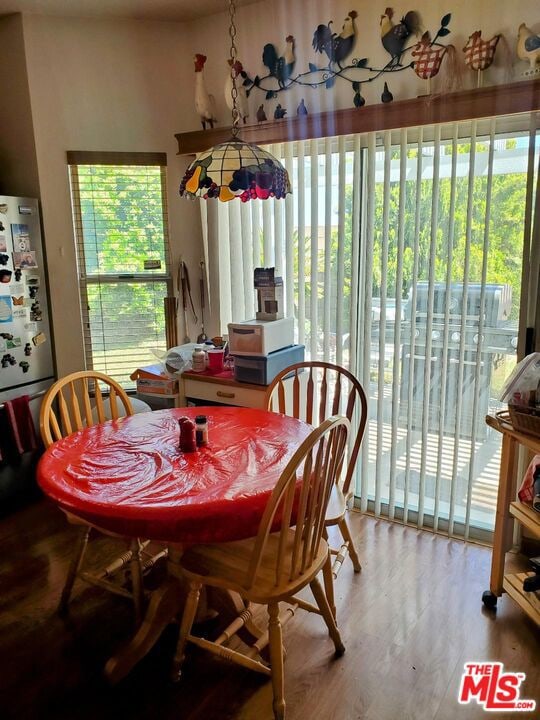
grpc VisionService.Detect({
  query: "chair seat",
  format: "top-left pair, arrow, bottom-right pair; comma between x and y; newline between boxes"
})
324,484 -> 347,525
181,530 -> 330,604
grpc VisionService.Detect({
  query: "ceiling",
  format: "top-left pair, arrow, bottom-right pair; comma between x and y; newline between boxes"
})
0,0 -> 259,22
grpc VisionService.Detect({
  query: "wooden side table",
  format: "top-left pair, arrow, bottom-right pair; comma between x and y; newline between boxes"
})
180,370 -> 268,408
483,412 -> 540,626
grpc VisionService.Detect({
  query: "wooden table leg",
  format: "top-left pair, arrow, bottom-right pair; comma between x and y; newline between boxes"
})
104,576 -> 184,684
104,545 -> 185,684
489,434 -> 517,597
104,546 -> 267,683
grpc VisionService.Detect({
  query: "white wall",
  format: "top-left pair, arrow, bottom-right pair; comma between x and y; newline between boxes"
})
0,14 -> 40,198
21,14 -> 201,375
187,0 -> 539,125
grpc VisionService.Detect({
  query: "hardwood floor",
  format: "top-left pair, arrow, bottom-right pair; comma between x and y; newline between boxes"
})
0,499 -> 538,720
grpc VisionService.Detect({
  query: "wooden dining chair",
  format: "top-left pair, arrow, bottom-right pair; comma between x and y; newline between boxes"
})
40,370 -> 161,623
265,361 -> 368,617
173,415 -> 350,720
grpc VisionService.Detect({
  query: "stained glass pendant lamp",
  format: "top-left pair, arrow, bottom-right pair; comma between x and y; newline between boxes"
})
179,0 -> 291,203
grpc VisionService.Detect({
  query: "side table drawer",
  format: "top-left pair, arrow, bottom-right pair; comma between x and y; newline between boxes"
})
183,378 -> 267,409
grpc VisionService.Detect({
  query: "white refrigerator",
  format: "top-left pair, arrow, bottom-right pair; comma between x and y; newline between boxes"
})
0,196 -> 55,503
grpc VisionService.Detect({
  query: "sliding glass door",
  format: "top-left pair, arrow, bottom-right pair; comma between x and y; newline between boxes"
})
355,119 -> 539,540
204,112 -> 540,540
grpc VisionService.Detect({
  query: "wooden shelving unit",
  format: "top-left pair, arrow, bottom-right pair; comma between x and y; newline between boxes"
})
483,413 -> 540,625
503,572 -> 540,625
175,79 -> 540,156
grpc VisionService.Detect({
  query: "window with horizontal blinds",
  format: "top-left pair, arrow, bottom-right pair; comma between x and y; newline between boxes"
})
69,154 -> 171,388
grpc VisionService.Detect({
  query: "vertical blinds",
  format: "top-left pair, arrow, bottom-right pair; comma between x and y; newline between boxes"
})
203,113 -> 540,541
69,153 -> 171,387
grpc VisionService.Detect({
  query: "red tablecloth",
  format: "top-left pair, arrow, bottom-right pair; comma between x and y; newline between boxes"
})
37,407 -> 312,544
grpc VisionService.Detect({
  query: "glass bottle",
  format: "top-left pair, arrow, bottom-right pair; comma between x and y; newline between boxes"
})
195,415 -> 208,446
192,345 -> 206,372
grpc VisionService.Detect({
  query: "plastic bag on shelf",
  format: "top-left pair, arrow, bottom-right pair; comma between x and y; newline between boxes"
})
500,352 -> 540,408
150,343 -> 196,378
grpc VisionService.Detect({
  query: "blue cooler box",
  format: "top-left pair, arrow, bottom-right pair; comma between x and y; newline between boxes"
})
233,344 -> 305,385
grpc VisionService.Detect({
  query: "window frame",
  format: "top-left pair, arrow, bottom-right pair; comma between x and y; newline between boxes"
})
68,151 -> 172,387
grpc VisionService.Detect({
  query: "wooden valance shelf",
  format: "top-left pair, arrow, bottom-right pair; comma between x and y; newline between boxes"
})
176,78 -> 540,156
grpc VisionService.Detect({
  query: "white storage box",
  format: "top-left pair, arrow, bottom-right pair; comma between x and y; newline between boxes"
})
228,317 -> 294,357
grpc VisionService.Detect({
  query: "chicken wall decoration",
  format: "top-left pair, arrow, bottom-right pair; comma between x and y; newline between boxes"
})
262,36 -> 296,88
411,32 -> 447,80
517,23 -> 540,73
411,30 -> 457,94
461,30 -> 504,87
241,9 -> 454,107
194,54 -> 217,130
463,31 -> 500,72
380,8 -> 421,67
312,11 -> 358,69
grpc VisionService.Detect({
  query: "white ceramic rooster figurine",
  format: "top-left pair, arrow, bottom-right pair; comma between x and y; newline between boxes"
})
517,23 -> 540,70
224,59 -> 249,124
194,53 -> 217,130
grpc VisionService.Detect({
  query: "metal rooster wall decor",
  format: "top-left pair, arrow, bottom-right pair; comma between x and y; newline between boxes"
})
241,8 -> 454,107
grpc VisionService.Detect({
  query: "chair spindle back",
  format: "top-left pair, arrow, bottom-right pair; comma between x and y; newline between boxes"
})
246,416 -> 350,589
40,370 -> 133,448
265,362 -> 368,497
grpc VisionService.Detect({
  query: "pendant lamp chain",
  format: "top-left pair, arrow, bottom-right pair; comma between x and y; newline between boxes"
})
179,0 -> 291,203
228,0 -> 239,138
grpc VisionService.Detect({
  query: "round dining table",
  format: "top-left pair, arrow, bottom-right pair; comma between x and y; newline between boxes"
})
37,405 -> 313,682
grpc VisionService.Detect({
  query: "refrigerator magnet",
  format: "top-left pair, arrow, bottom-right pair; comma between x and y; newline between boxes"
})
26,275 -> 39,286
19,360 -> 30,373
0,254 -> 8,266
0,296 -> 13,322
13,308 -> 26,320
32,332 -> 46,347
30,301 -> 42,321
12,251 -> 37,269
24,322 -> 37,332
24,343 -> 32,356
14,269 -> 22,281
10,224 -> 30,250
0,236 -> 6,252
5,336 -> 21,349
0,204 -> 8,214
